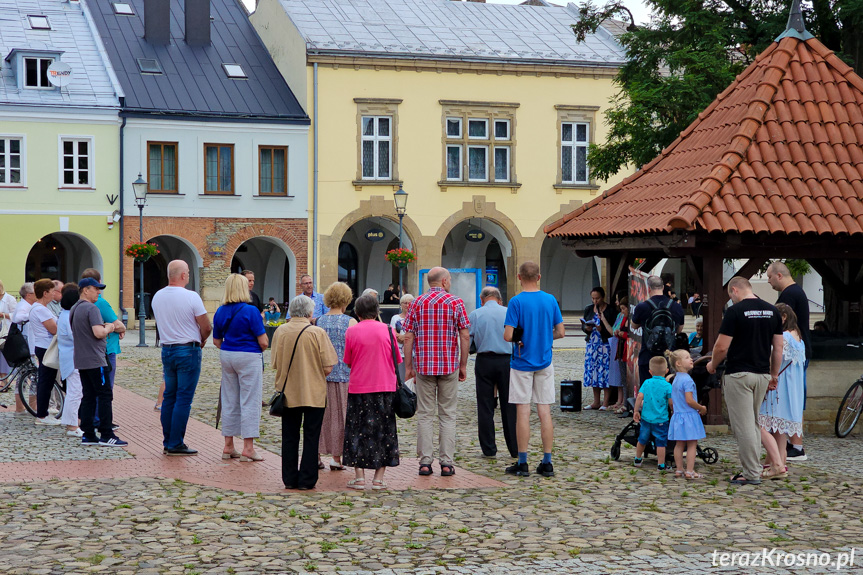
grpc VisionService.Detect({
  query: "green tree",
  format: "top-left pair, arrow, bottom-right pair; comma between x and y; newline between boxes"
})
573,0 -> 863,181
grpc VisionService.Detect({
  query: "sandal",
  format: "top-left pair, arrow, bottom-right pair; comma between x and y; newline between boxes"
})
330,462 -> 346,471
371,479 -> 388,490
684,471 -> 704,480
761,466 -> 788,480
674,470 -> 685,478
729,473 -> 761,485
221,450 -> 241,460
440,465 -> 455,477
583,405 -> 601,410
347,478 -> 365,490
418,464 -> 433,476
240,453 -> 264,462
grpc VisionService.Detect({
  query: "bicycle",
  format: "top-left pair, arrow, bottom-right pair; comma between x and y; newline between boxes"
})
835,377 -> 863,438
0,358 -> 64,419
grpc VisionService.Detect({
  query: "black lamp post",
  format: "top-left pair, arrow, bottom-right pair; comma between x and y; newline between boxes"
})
132,173 -> 148,348
393,186 -> 408,295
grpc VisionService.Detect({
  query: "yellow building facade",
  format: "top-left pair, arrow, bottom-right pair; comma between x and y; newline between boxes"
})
254,0 -> 631,311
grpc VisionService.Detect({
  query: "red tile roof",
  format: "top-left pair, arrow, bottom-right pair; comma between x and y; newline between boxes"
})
545,35 -> 863,238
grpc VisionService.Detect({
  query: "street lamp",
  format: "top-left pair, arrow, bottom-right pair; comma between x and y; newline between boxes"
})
132,173 -> 148,348
393,186 -> 408,295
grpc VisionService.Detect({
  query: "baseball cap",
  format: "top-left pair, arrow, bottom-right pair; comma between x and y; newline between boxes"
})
78,277 -> 106,290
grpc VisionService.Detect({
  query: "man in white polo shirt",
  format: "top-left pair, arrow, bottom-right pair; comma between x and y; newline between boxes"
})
151,260 -> 212,456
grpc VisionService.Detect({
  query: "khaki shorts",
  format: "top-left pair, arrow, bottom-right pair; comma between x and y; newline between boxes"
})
509,365 -> 555,405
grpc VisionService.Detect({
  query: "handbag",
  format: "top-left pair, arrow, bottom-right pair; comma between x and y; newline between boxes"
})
42,335 -> 60,369
389,326 -> 417,419
268,324 -> 311,417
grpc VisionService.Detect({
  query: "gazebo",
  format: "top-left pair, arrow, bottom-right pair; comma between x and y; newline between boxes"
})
545,3 -> 863,425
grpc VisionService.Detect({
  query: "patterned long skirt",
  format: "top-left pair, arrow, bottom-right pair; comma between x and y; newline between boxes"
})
318,381 -> 349,456
583,330 -> 611,389
342,392 -> 400,469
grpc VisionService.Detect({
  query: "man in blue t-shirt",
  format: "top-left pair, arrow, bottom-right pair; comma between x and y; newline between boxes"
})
503,262 -> 565,478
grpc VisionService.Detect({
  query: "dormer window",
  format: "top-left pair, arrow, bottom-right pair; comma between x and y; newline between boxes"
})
222,64 -> 247,79
112,2 -> 135,15
24,57 -> 53,88
137,58 -> 163,75
28,16 -> 51,30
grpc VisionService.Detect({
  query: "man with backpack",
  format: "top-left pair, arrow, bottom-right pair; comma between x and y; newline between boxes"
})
631,275 -> 685,385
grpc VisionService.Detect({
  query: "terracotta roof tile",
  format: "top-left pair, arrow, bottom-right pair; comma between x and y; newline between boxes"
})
546,34 -> 863,238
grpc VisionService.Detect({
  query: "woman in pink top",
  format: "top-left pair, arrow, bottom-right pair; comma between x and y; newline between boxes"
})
342,294 -> 401,490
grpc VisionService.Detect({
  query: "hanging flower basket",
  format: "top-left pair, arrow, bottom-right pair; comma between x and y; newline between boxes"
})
125,242 -> 160,263
385,248 -> 417,267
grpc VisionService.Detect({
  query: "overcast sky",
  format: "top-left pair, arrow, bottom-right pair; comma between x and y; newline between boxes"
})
241,0 -> 653,26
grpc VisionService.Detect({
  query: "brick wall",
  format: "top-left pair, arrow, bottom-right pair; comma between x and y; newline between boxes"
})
122,217 -> 308,316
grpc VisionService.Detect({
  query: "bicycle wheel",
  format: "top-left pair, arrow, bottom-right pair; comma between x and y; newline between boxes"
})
835,380 -> 863,438
16,366 -> 38,417
48,381 -> 65,420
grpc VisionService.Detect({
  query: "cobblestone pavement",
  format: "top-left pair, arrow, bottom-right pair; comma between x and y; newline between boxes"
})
0,337 -> 861,573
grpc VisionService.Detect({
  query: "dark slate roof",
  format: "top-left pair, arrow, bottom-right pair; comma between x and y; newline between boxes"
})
86,0 -> 307,123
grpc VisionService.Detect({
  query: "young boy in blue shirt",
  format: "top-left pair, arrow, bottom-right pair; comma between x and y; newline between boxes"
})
633,356 -> 673,470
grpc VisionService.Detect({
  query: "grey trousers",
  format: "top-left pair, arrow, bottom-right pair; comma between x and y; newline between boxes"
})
723,371 -> 770,480
416,371 -> 459,466
220,350 -> 263,439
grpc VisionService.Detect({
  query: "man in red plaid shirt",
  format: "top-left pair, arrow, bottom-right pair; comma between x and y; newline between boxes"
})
403,267 -> 470,477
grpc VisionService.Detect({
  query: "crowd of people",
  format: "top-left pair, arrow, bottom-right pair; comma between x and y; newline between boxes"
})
1,257 -> 814,490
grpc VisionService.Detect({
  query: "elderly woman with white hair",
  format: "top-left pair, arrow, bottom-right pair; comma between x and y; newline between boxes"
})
688,318 -> 704,354
389,293 -> 414,380
271,295 -> 338,490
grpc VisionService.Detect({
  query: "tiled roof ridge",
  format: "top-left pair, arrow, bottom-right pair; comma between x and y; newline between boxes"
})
542,40 -> 787,235
668,36 -> 799,230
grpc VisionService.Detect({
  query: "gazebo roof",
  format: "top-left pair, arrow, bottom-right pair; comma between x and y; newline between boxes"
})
546,22 -> 863,239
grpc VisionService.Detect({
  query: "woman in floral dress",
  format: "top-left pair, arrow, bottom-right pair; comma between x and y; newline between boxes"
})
583,287 -> 618,410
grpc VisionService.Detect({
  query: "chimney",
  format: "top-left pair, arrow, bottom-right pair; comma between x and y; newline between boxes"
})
185,0 -> 211,46
144,0 -> 170,45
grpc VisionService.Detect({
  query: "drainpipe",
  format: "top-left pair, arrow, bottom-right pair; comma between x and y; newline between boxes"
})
312,62 -> 319,292
119,114 -> 127,324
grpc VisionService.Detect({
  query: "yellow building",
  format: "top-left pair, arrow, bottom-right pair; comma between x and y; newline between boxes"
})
253,0 -> 630,311
0,0 -> 121,306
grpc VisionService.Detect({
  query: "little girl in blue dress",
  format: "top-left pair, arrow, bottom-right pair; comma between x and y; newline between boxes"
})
666,349 -> 707,479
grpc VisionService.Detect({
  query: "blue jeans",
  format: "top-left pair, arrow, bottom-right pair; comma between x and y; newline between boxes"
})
161,345 -> 202,449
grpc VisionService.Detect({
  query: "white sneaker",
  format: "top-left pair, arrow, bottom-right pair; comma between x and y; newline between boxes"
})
66,428 -> 84,437
35,416 -> 63,426
48,408 -> 59,417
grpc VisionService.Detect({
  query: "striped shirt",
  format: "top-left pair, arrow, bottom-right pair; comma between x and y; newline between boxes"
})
402,287 -> 469,376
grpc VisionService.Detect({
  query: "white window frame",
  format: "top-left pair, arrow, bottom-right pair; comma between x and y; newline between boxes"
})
493,145 -> 510,183
446,117 -> 462,138
58,136 -> 94,189
22,56 -> 54,89
446,144 -> 462,181
494,119 -> 510,141
467,145 -> 489,182
360,115 -> 392,181
0,135 -> 26,188
467,118 -> 488,140
561,121 -> 590,184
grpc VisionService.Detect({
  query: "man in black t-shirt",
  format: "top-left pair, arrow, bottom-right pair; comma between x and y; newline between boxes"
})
631,275 -> 685,384
766,261 -> 810,461
707,277 -> 783,485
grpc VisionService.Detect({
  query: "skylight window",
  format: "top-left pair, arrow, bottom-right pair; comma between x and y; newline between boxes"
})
222,64 -> 247,79
28,15 -> 51,30
112,2 -> 135,15
137,58 -> 163,75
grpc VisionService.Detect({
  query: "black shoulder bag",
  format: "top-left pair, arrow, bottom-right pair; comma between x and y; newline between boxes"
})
268,324 -> 311,417
389,327 -> 416,419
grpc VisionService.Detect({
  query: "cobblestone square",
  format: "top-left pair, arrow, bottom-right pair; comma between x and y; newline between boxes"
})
1,338 -> 861,574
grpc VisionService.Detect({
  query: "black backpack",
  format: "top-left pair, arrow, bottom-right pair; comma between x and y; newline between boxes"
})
1,322 -> 31,367
644,298 -> 676,356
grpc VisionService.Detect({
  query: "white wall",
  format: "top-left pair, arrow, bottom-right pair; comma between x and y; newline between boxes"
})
124,118 -> 308,219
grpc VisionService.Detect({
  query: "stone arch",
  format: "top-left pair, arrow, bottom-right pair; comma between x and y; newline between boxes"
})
320,196 -> 421,294
230,236 -> 298,306
26,232 -> 103,282
224,224 -> 305,267
137,221 -> 206,265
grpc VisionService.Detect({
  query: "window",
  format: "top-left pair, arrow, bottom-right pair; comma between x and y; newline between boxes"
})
112,2 -> 135,15
0,137 -> 23,186
24,57 -> 53,88
259,146 -> 288,196
354,98 -> 401,186
360,116 -> 392,180
441,101 -> 517,185
561,122 -> 590,184
137,58 -> 162,75
223,64 -> 247,79
204,144 -> 234,194
148,142 -> 178,193
60,137 -> 93,187
28,16 -> 51,30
